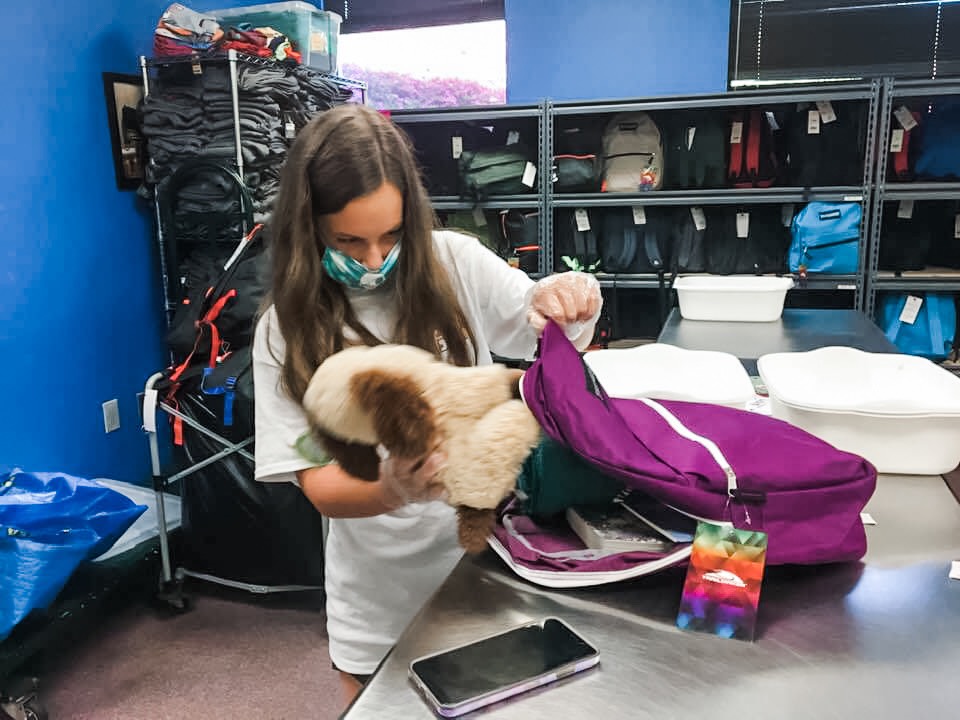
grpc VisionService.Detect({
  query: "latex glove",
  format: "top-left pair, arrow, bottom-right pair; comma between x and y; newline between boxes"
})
376,443 -> 448,508
526,271 -> 603,349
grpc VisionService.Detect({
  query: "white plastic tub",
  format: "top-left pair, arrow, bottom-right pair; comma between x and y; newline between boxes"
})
673,275 -> 794,322
758,346 -> 960,475
584,343 -> 755,408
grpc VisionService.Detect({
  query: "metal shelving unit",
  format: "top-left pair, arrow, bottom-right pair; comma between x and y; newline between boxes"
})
865,77 -> 960,318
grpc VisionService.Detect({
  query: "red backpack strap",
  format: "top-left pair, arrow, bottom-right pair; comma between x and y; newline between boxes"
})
745,110 -> 763,184
728,111 -> 745,183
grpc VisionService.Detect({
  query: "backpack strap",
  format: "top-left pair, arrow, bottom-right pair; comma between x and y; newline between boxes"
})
728,111 -> 745,183
644,223 -> 664,271
745,110 -> 763,185
927,294 -> 945,357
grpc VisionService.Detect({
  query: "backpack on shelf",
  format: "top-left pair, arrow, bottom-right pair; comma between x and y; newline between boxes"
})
705,206 -> 790,275
788,202 -> 861,274
597,206 -> 672,274
661,110 -> 727,189
670,207 -> 708,274
877,201 -> 934,272
601,112 -> 664,192
727,109 -> 781,188
783,101 -> 865,187
888,107 -> 923,182
501,209 -> 540,274
458,145 -> 537,201
927,202 -> 960,270
878,293 -> 958,361
554,209 -> 601,272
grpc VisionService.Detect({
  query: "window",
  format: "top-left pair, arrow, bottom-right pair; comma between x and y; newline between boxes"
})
339,21 -> 506,109
730,0 -> 960,87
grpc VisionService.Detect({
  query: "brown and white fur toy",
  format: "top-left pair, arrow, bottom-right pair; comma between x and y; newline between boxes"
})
301,344 -> 542,553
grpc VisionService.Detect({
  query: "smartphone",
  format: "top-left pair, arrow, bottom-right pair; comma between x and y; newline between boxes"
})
408,617 -> 599,717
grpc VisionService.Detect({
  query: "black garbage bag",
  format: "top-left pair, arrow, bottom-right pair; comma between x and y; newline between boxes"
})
173,389 -> 326,588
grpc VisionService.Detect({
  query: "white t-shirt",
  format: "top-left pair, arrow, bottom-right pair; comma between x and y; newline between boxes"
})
252,230 -> 544,674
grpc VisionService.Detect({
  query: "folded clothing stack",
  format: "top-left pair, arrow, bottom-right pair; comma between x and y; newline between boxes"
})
154,3 -> 224,57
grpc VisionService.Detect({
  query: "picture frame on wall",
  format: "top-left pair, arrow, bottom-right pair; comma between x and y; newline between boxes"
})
102,72 -> 146,191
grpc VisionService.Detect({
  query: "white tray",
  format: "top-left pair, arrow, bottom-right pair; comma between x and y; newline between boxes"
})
584,343 -> 755,409
757,346 -> 960,475
673,275 -> 794,322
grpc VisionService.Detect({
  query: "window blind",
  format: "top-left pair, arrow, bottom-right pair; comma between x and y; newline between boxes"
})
325,0 -> 505,33
730,0 -> 960,86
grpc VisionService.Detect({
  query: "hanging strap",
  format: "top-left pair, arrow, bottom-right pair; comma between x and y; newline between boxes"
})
883,294 -> 908,345
644,224 -> 664,271
728,112 -> 745,182
745,110 -> 763,184
928,294 -> 944,357
614,216 -> 637,271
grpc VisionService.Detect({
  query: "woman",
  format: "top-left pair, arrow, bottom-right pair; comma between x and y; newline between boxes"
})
252,103 -> 601,709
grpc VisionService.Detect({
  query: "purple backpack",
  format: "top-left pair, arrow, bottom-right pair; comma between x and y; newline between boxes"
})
501,322 -> 876,578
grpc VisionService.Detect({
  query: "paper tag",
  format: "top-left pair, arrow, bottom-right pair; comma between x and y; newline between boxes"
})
191,60 -> 202,75
807,110 -> 821,135
765,111 -> 780,130
816,100 -> 837,124
632,205 -> 647,225
506,129 -> 520,146
890,128 -> 905,153
472,206 -> 487,226
452,136 -> 463,159
898,199 -> 915,219
730,121 -> 743,144
676,522 -> 768,642
954,213 -> 960,239
690,207 -> 706,231
575,208 -> 591,232
736,212 -> 750,238
900,295 -> 923,324
781,203 -> 795,228
860,512 -> 877,526
284,120 -> 296,139
951,560 -> 960,581
895,106 -> 918,131
521,161 -> 537,188
142,389 -> 159,433
687,126 -> 696,150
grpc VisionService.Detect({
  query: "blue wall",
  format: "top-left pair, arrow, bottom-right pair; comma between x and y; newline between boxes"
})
0,3 -> 169,483
505,0 -> 731,103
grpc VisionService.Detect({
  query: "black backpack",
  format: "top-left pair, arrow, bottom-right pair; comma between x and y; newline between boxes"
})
670,207 -> 708,274
554,209 -> 601,272
704,207 -> 790,275
597,206 -> 671,273
878,201 -> 935,272
662,110 -> 727,189
783,101 -> 866,187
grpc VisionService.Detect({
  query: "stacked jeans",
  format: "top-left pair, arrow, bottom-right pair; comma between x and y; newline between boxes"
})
139,57 -> 357,228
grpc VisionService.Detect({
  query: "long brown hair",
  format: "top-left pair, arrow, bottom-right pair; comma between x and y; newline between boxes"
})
265,103 -> 477,402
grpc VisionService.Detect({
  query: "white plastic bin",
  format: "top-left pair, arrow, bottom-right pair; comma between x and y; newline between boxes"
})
583,343 -> 755,408
758,346 -> 960,475
673,275 -> 794,322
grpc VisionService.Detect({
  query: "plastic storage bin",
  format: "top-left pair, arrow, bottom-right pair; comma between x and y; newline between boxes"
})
673,275 -> 794,322
584,343 -> 755,408
757,346 -> 960,475
210,2 -> 341,73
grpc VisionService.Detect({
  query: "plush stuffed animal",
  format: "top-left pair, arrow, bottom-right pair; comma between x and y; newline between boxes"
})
301,344 -> 543,553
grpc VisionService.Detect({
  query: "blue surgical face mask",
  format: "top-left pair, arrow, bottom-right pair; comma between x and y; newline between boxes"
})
322,242 -> 401,290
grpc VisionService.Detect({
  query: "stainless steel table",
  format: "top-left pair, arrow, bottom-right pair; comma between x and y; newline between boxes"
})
344,474 -> 960,719
656,308 -> 898,374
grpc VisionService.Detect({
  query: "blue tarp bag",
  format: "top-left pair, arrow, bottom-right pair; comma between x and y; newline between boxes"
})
0,469 -> 147,641
789,202 -> 861,274
878,293 -> 958,361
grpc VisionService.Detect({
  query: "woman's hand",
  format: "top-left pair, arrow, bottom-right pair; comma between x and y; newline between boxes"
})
527,271 -> 602,339
377,445 -> 448,509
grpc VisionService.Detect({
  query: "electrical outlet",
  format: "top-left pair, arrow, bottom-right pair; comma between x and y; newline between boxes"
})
102,399 -> 120,433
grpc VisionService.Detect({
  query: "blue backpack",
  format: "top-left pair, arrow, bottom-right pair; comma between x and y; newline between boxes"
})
789,202 -> 861,274
913,100 -> 960,180
878,293 -> 958,361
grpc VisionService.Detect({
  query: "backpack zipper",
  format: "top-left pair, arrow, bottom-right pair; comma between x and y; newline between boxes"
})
637,398 -> 752,524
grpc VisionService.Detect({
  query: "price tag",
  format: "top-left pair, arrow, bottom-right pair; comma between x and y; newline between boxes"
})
860,512 -> 877,526
690,207 -> 707,231
452,136 -> 463,159
951,560 -> 960,581
807,110 -> 821,135
521,161 -> 537,188
898,199 -> 915,219
816,100 -> 837,124
687,126 -> 696,150
575,208 -> 591,232
955,213 -> 960,239
506,130 -> 520,146
894,106 -> 918,131
781,203 -> 795,228
736,212 -> 750,238
890,128 -> 905,153
632,205 -> 647,225
284,120 -> 296,139
191,60 -> 202,75
899,295 -> 923,324
730,121 -> 743,144
473,207 -> 487,226
765,111 -> 780,130
142,389 -> 159,433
